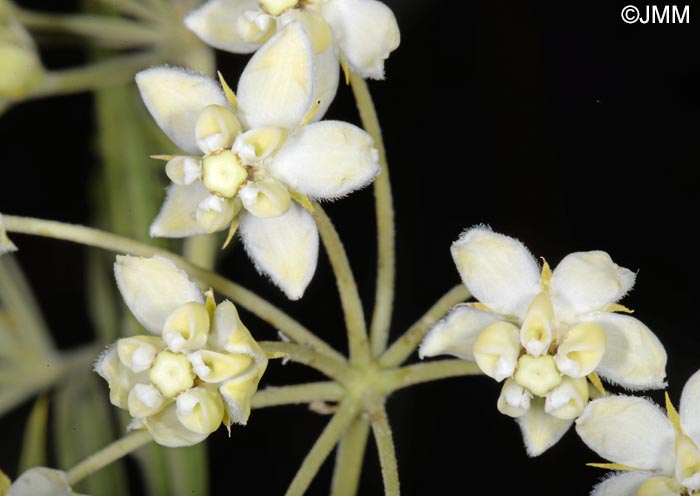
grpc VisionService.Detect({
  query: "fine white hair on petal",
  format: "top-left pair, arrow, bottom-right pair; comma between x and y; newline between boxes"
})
238,203 -> 319,300
450,225 -> 541,319
590,471 -> 652,496
680,368 -> 700,443
584,313 -> 667,390
516,399 -> 573,457
136,66 -> 227,154
150,183 -> 210,238
419,305 -> 502,360
267,121 -> 380,200
575,395 -> 675,473
237,22 -> 315,130
114,255 -> 204,334
550,250 -> 636,317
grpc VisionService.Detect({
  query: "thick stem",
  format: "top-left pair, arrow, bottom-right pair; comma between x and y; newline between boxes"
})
380,285 -> 470,368
367,399 -> 399,496
350,74 -> 395,358
286,399 -> 360,496
382,360 -> 483,395
16,10 -> 161,47
330,417 -> 370,496
3,216 -> 343,362
259,342 -> 353,384
312,204 -> 369,367
252,382 -> 344,409
66,431 -> 152,485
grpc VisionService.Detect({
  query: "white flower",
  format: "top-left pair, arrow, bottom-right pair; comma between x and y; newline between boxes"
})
4,467 -> 85,496
95,255 -> 268,447
419,226 -> 667,456
576,369 -> 700,496
0,214 -> 17,255
137,22 -> 379,300
184,0 -> 400,83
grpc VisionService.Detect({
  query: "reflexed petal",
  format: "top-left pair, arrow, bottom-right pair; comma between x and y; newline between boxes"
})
267,121 -> 379,199
0,213 -> 17,255
584,313 -> 667,390
184,0 -> 270,54
575,396 -> 675,472
135,403 -> 207,447
591,471 -> 653,496
239,204 -> 318,300
114,255 -> 204,334
135,67 -> 227,154
472,321 -> 520,382
516,399 -> 573,457
554,322 -> 606,378
150,183 -> 210,238
450,227 -> 540,318
680,369 -> 700,443
551,251 -> 636,317
237,22 -> 314,130
320,0 -> 400,79
6,468 -> 75,496
176,386 -> 225,435
94,345 -> 145,409
419,306 -> 502,360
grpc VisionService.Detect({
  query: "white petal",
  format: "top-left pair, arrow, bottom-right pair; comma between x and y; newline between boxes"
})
209,300 -> 267,363
6,468 -> 74,496
0,213 -> 17,255
551,251 -> 636,317
136,403 -> 207,447
239,204 -> 318,300
150,183 -> 210,238
237,22 -> 314,130
310,45 -> 339,122
680,369 -> 700,443
418,306 -> 502,360
320,0 -> 400,79
450,226 -> 541,318
575,396 -> 675,472
590,471 -> 653,496
184,0 -> 267,54
583,313 -> 667,390
94,345 -> 145,409
516,399 -> 573,456
136,67 -> 227,154
114,255 -> 204,334
267,121 -> 379,199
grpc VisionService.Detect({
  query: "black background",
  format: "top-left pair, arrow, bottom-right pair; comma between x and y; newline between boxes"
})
1,1 -> 699,494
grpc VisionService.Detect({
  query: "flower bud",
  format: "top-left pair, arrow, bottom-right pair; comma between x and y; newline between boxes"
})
0,7 -> 43,99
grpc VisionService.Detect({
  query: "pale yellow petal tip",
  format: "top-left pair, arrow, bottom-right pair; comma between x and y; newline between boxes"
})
665,392 -> 681,432
604,303 -> 635,314
150,154 -> 176,161
217,71 -> 237,111
291,192 -> 315,213
586,462 -> 636,471
587,372 -> 607,397
0,214 -> 17,255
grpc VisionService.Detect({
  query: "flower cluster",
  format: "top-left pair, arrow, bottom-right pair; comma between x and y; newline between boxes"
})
96,255 -> 267,447
420,226 -> 667,456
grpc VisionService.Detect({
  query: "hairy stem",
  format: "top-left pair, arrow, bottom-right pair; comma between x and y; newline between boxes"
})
252,382 -> 344,409
380,285 -> 470,367
259,342 -> 353,384
66,431 -> 152,486
286,399 -> 360,496
3,216 -> 343,361
382,360 -> 482,394
350,74 -> 395,358
330,417 -> 370,496
312,204 -> 369,367
367,399 -> 399,496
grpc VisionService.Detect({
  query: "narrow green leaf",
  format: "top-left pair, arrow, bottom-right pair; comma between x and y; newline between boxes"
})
18,394 -> 49,472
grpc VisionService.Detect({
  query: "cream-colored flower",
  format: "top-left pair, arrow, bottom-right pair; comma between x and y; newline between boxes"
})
95,255 -> 268,447
137,22 -> 379,300
4,467 -> 85,496
576,369 -> 700,496
185,0 -> 400,85
419,226 -> 667,456
0,214 -> 17,255
0,1 -> 44,103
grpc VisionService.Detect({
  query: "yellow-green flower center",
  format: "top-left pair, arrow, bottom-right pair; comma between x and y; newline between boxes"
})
259,0 -> 299,16
149,350 -> 195,398
202,150 -> 248,198
514,355 -> 562,396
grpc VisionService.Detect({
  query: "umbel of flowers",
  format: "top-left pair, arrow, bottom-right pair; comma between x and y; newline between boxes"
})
420,226 -> 667,456
138,22 -> 380,300
96,255 -> 268,447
